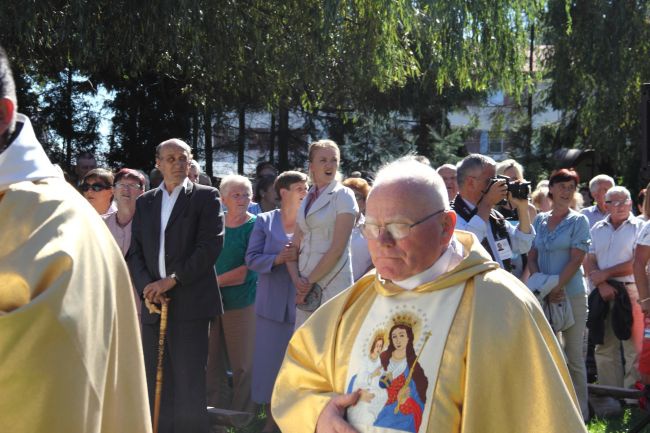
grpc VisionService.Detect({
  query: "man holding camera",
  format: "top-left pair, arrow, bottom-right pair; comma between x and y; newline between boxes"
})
452,154 -> 534,272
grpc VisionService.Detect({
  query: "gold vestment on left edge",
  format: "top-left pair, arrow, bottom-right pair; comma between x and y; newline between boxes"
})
0,179 -> 152,433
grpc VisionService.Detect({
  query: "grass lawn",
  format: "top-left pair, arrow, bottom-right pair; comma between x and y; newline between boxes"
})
588,407 -> 650,433
218,405 -> 268,433
220,405 -> 650,432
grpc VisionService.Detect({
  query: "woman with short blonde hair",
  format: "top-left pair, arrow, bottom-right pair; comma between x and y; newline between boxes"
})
206,173 -> 258,421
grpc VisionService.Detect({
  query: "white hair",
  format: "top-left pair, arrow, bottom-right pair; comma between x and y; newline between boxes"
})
536,179 -> 549,189
496,159 -> 524,180
571,191 -> 584,210
436,163 -> 457,173
605,186 -> 631,201
219,174 -> 252,196
189,160 -> 201,173
456,154 -> 496,187
371,158 -> 449,210
589,174 -> 615,193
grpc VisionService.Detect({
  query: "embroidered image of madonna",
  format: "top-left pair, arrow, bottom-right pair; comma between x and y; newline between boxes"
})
373,318 -> 430,432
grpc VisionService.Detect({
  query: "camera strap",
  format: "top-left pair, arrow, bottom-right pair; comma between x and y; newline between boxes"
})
452,194 -> 513,273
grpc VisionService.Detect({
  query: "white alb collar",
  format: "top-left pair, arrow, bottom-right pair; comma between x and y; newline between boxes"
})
393,236 -> 464,290
0,114 -> 61,191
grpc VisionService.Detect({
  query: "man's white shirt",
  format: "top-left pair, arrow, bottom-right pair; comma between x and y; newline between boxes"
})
454,197 -> 535,268
158,177 -> 191,278
590,214 -> 644,283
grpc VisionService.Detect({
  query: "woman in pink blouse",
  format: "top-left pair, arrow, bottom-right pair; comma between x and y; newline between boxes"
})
102,168 -> 145,256
103,168 -> 145,321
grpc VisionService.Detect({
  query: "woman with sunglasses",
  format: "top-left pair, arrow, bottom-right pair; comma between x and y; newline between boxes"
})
80,168 -> 115,215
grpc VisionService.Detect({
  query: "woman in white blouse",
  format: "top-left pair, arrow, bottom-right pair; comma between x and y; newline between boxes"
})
289,140 -> 358,328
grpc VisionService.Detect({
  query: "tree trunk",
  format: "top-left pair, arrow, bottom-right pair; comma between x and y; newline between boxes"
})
328,115 -> 345,149
65,67 -> 73,169
278,99 -> 289,171
203,107 -> 213,178
414,110 -> 433,158
237,108 -> 246,175
191,109 -> 200,159
269,113 -> 276,165
526,23 -> 535,153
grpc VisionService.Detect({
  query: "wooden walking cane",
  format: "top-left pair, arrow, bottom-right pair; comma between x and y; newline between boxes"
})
152,300 -> 169,433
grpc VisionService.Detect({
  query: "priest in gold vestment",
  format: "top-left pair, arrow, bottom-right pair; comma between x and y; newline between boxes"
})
272,158 -> 586,433
0,46 -> 151,433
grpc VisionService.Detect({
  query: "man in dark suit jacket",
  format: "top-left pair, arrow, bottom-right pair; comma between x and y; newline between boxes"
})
128,138 -> 223,433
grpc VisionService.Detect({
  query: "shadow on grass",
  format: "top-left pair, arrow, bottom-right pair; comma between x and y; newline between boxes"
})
224,405 -> 650,433
588,407 -> 650,433
220,405 -> 268,433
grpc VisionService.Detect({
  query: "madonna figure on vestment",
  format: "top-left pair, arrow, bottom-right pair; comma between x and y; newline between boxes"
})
347,333 -> 387,425
374,323 -> 428,433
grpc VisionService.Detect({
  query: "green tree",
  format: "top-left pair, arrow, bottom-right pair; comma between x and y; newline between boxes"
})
2,0 -> 558,173
543,0 -> 650,189
39,71 -> 102,167
105,74 -> 194,170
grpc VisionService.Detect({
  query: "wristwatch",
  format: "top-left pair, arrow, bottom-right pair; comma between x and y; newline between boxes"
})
168,273 -> 180,285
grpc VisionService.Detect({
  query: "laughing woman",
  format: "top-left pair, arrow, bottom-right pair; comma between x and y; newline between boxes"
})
289,140 -> 358,329
527,168 -> 591,421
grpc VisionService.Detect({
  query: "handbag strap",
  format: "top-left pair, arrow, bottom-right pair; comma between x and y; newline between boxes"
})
545,297 -> 554,329
319,255 -> 350,291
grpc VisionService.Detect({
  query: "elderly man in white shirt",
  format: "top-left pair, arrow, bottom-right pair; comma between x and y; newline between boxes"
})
585,186 -> 645,387
582,174 -> 615,228
451,154 -> 534,273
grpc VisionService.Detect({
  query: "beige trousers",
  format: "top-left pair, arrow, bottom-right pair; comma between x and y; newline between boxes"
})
560,294 -> 588,420
206,304 -> 256,419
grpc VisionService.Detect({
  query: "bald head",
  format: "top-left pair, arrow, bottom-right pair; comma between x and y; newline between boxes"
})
370,158 -> 449,212
156,139 -> 193,159
155,139 -> 192,191
365,159 -> 456,281
436,164 -> 458,201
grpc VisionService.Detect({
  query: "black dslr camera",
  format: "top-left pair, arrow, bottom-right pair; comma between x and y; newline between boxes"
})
488,175 -> 531,201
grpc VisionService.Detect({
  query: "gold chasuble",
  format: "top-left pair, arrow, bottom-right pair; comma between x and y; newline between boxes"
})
272,231 -> 586,433
0,178 -> 152,432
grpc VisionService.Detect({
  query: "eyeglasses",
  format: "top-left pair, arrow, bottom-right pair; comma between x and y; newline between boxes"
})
229,192 -> 251,200
115,183 -> 143,191
80,183 -> 112,192
605,199 -> 631,207
360,209 -> 446,240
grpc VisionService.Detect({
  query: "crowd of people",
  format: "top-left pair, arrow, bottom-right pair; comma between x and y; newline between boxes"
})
66,137 -> 650,431
6,39 -> 650,433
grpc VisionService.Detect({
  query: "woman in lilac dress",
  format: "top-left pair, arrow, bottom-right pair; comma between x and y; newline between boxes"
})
245,171 -> 308,433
